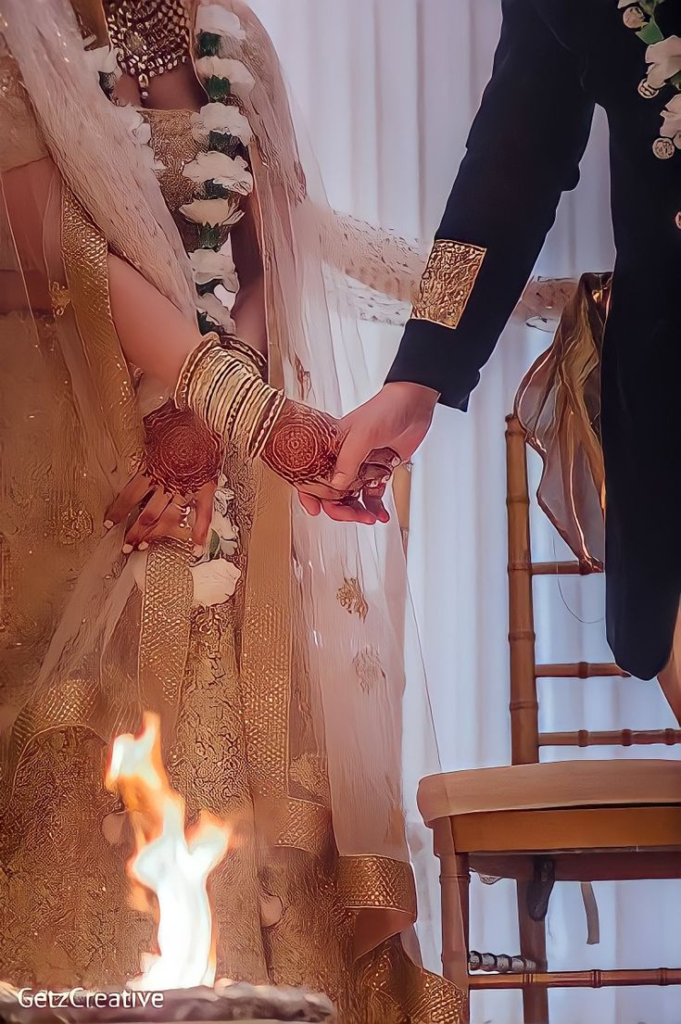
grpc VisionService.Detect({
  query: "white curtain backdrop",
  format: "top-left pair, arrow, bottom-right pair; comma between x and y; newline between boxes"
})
250,2 -> 681,1021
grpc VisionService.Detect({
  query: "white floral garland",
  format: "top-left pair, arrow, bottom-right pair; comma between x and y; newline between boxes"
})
181,4 -> 256,336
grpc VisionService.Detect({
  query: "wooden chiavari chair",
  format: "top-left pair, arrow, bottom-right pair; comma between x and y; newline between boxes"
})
418,414 -> 681,1024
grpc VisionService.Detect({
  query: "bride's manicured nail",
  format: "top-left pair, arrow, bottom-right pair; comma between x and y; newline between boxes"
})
103,520 -> 114,530
122,543 -> 133,555
139,541 -> 149,551
192,544 -> 204,558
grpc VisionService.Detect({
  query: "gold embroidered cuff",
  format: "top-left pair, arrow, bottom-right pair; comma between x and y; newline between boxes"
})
412,238 -> 487,329
174,336 -> 285,459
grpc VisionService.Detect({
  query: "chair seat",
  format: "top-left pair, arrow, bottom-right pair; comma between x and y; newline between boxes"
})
418,759 -> 681,826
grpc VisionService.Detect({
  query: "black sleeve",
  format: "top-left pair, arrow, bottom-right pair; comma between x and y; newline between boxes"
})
386,0 -> 595,409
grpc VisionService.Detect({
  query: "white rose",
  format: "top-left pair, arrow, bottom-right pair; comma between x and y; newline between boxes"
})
195,292 -> 236,332
196,4 -> 246,40
189,245 -> 238,290
180,198 -> 245,227
190,103 -> 253,146
661,94 -> 681,139
195,57 -> 255,98
191,559 -> 241,606
214,486 -> 235,516
115,104 -> 152,147
83,45 -> 120,78
184,152 -> 253,196
211,509 -> 239,556
645,36 -> 681,89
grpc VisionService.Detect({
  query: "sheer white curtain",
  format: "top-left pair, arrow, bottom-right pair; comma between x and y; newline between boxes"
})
250,2 -> 681,1021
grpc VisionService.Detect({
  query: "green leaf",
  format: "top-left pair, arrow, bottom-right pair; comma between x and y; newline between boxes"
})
197,223 -> 221,249
205,178 -> 231,199
637,19 -> 665,44
209,531 -> 221,559
197,31 -> 221,57
205,75 -> 231,102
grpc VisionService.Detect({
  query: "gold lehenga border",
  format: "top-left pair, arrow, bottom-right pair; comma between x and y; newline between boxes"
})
338,855 -> 417,917
412,238 -> 486,330
61,186 -> 142,469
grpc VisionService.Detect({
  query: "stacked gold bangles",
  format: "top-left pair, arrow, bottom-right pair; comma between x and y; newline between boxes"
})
175,334 -> 285,459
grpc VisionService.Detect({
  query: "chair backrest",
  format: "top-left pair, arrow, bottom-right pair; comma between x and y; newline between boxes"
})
505,414 -> 681,766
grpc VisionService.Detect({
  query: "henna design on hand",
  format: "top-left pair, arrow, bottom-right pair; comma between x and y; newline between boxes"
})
262,400 -> 345,486
143,401 -> 223,495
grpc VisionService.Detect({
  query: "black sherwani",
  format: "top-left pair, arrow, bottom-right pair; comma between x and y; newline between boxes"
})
387,0 -> 681,680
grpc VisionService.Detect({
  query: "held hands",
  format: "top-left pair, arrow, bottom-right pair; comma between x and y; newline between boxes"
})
262,398 -> 402,525
106,382 -> 438,549
297,382 -> 439,524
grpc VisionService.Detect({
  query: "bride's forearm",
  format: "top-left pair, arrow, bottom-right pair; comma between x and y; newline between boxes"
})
107,253 -> 203,389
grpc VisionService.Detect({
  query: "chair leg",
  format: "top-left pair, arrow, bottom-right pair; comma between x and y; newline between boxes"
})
433,820 -> 470,1022
517,875 -> 549,1024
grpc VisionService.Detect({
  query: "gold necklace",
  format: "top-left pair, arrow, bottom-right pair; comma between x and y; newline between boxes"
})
103,0 -> 192,99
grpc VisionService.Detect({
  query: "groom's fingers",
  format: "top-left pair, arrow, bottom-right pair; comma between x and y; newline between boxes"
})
331,427 -> 372,491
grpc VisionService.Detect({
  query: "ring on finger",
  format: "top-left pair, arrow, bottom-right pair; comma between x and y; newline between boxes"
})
175,501 -> 193,531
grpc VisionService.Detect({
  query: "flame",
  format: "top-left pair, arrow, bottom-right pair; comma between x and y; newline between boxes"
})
106,713 -> 230,991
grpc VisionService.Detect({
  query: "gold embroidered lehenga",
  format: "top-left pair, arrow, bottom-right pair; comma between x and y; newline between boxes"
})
0,1 -> 464,1020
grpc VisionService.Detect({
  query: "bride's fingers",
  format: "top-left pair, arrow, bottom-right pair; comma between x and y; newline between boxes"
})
124,486 -> 174,550
320,498 -> 377,526
142,498 -> 196,545
298,492 -> 321,516
362,482 -> 390,523
104,472 -> 153,529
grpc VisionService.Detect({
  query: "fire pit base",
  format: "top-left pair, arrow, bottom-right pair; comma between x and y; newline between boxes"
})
0,983 -> 336,1024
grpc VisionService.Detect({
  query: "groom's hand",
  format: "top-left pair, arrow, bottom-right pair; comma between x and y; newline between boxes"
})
298,382 -> 439,524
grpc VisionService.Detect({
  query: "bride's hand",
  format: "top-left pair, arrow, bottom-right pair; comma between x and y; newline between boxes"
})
262,399 -> 399,525
104,475 -> 216,554
104,401 -> 222,553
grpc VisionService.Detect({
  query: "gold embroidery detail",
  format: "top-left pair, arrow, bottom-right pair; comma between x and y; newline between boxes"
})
353,648 -> 386,694
61,186 -> 142,469
290,753 -> 331,801
145,107 -> 201,215
360,936 -> 468,1024
338,855 -> 417,915
239,469 -> 292,798
337,577 -> 368,621
272,798 -> 330,857
59,504 -> 94,545
138,540 -> 194,707
49,281 -> 71,318
412,239 -> 486,329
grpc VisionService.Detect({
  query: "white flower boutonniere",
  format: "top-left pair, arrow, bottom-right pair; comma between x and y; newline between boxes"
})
645,36 -> 681,89
660,93 -> 681,141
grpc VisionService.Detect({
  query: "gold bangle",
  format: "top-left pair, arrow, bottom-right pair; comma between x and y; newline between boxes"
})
175,338 -> 282,458
175,333 -> 221,410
